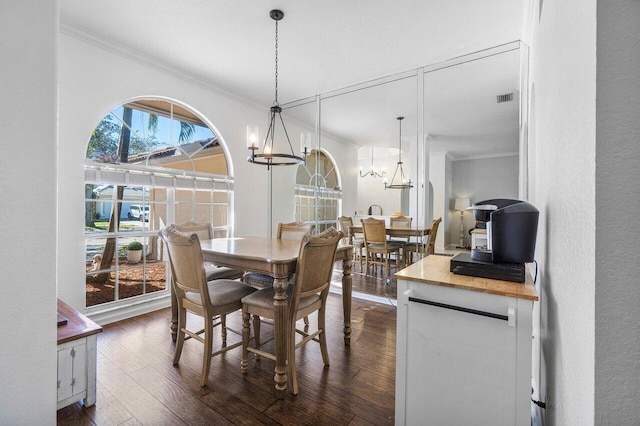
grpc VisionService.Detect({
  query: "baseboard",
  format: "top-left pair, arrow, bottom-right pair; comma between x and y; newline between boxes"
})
87,293 -> 171,325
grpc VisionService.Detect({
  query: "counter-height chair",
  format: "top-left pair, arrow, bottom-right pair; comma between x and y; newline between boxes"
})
240,228 -> 343,395
361,217 -> 401,276
242,221 -> 315,327
242,221 -> 315,288
174,221 -> 244,281
404,217 -> 442,264
338,216 -> 364,269
389,215 -> 412,267
159,225 -> 257,387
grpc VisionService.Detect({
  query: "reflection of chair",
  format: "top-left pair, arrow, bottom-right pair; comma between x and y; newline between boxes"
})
389,215 -> 412,267
241,228 -> 343,395
173,221 -> 245,281
338,216 -> 364,268
361,217 -> 400,276
159,225 -> 257,386
242,222 -> 315,288
404,217 -> 442,264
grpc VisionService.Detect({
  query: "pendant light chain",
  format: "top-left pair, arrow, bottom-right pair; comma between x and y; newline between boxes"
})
274,19 -> 279,106
398,118 -> 403,162
246,9 -> 305,168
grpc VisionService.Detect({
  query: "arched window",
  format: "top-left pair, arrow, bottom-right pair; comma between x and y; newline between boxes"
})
294,149 -> 341,233
84,98 -> 233,308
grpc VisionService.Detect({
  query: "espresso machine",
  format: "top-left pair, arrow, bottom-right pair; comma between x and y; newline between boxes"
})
451,198 -> 539,282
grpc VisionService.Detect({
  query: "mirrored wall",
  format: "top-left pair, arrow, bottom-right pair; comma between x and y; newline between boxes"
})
284,41 -> 526,251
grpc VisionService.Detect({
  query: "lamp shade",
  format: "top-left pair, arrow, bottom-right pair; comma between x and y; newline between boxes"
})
454,198 -> 471,211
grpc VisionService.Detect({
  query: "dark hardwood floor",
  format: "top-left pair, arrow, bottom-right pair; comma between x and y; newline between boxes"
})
57,269 -> 398,425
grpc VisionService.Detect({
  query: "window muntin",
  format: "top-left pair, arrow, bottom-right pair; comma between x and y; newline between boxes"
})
84,99 -> 232,308
295,149 -> 341,233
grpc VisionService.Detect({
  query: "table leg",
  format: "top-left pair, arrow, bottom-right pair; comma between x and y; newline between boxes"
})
273,275 -> 289,396
342,257 -> 353,346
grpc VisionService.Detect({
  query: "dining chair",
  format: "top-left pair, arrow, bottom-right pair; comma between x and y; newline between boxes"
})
240,227 -> 343,395
338,216 -> 364,269
159,225 -> 257,387
389,215 -> 412,267
403,217 -> 442,264
242,221 -> 315,289
173,221 -> 245,281
361,217 -> 401,276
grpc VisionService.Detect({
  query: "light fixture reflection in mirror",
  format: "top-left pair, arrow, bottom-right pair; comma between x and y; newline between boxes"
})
359,148 -> 386,179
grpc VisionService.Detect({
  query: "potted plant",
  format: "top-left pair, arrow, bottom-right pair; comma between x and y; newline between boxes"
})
126,241 -> 144,263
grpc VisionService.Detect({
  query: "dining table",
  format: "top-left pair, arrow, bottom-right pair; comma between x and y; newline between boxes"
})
168,236 -> 354,396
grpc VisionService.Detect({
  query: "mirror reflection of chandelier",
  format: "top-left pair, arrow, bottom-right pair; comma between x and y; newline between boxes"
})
359,148 -> 386,179
385,116 -> 413,190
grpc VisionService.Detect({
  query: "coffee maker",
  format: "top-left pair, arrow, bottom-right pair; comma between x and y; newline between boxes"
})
451,198 -> 539,282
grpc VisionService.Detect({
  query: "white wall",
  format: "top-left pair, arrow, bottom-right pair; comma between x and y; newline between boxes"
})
0,2 -> 58,424
58,30 -> 357,313
449,155 -> 519,248
594,1 -> 640,423
527,0 -> 597,423
429,152 -> 452,249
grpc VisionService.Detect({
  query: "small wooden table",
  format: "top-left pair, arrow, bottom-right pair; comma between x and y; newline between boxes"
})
169,236 -> 353,396
57,299 -> 102,409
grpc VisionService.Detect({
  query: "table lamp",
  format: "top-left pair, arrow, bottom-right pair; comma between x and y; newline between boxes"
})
454,198 -> 471,248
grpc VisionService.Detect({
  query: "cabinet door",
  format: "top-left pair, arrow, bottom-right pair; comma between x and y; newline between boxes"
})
57,347 -> 74,401
57,340 -> 87,403
400,285 -> 518,426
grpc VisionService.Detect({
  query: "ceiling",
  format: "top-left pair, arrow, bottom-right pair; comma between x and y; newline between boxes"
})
60,0 -> 524,159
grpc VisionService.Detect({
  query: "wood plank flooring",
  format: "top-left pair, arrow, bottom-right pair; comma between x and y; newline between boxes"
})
57,273 -> 398,425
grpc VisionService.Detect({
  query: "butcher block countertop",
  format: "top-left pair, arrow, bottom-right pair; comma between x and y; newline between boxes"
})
395,255 -> 539,301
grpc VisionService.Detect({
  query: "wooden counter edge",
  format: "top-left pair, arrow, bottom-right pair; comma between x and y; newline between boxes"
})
395,255 -> 539,301
57,299 -> 103,345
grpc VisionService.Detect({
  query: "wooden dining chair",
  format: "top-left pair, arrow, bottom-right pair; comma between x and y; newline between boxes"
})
240,227 -> 343,395
361,217 -> 401,276
338,216 -> 364,268
174,221 -> 244,281
389,215 -> 412,267
403,217 -> 442,264
242,221 -> 315,288
159,225 -> 257,387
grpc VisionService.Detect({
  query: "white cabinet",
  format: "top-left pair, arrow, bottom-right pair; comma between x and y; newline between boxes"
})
395,256 -> 537,426
57,299 -> 102,409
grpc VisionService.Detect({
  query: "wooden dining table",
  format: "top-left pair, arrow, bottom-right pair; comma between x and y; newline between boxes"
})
169,236 -> 353,396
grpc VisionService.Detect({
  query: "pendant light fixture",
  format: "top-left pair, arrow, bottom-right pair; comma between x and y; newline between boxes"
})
359,148 -> 386,179
247,9 -> 306,170
385,116 -> 413,190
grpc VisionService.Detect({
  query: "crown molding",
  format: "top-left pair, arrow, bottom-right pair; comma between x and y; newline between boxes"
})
59,23 -> 266,112
451,151 -> 519,162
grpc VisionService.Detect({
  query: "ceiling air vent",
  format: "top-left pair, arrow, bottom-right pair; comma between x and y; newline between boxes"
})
496,93 -> 514,103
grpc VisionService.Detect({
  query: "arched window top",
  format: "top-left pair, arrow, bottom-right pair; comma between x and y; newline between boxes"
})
86,99 -> 229,175
296,149 -> 340,190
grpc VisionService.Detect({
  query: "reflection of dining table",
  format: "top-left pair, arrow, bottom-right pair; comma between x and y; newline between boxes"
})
348,225 -> 430,241
168,236 -> 353,396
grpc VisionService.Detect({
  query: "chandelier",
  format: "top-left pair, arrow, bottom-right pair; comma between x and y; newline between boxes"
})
359,148 -> 386,179
385,116 -> 413,190
247,9 -> 306,170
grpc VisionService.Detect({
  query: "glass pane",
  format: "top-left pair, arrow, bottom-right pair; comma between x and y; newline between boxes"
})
213,204 -> 227,226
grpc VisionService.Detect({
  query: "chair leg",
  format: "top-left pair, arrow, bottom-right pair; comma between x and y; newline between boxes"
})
303,315 -> 310,328
241,308 -> 250,373
318,306 -> 330,367
200,315 -> 213,387
173,306 -> 186,365
252,314 -> 261,360
220,314 -> 227,346
288,320 -> 298,395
